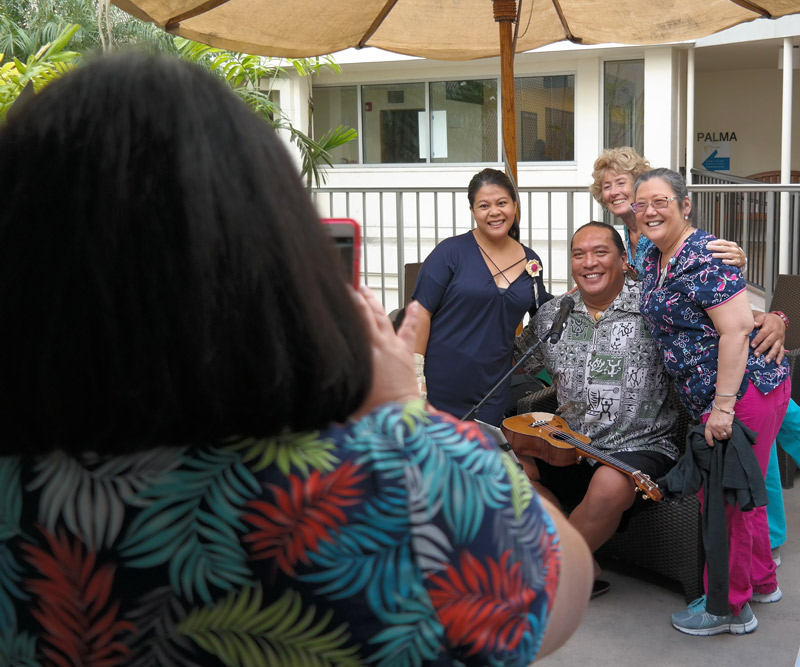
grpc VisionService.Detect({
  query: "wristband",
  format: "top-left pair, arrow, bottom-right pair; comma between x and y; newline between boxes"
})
771,310 -> 789,330
712,401 -> 735,416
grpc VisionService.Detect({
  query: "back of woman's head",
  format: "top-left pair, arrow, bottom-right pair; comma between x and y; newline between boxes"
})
589,147 -> 650,203
467,168 -> 520,240
0,50 -> 370,456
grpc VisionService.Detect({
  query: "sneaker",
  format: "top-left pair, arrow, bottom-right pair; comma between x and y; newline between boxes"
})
752,586 -> 782,604
772,546 -> 781,567
671,596 -> 758,636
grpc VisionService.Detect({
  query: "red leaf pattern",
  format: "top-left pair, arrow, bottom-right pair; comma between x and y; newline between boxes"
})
21,526 -> 137,667
242,460 -> 366,574
428,550 -> 537,656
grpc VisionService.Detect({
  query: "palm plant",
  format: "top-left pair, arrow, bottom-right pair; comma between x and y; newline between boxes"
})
1,0 -> 357,186
0,23 -> 80,122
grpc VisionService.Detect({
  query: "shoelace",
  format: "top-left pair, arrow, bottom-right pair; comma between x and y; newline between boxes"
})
687,595 -> 707,612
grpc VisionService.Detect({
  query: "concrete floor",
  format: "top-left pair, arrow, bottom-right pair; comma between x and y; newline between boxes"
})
540,469 -> 800,667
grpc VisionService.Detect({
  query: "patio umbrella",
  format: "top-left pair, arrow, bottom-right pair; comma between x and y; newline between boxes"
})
112,0 -> 800,179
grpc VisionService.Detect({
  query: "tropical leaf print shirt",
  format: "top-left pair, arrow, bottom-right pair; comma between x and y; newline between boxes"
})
0,399 -> 561,667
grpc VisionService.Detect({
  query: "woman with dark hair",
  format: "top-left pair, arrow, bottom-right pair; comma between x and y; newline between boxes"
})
413,168 -> 550,426
633,167 -> 791,636
0,52 -> 591,664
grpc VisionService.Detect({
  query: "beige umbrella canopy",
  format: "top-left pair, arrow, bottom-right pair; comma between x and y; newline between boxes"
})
112,0 -> 800,177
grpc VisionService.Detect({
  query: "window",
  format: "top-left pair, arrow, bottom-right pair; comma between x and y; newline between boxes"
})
313,86 -> 359,164
313,73 -> 576,165
428,79 -> 498,163
604,60 -> 644,153
362,83 -> 426,164
515,75 -> 575,162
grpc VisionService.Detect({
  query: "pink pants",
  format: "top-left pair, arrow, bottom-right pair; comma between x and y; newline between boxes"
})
699,377 -> 791,615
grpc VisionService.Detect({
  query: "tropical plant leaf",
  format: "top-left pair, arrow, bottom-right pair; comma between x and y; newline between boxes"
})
119,447 -> 260,604
0,544 -> 27,633
494,502 -> 560,594
26,448 -> 185,550
404,466 -> 452,574
20,527 -> 136,665
0,626 -> 38,667
123,585 -> 198,667
178,585 -> 362,667
427,550 -> 538,657
242,461 -> 366,575
0,22 -> 79,122
350,405 -> 511,544
365,586 -> 443,667
500,453 -> 534,518
299,486 -> 421,620
229,432 -> 340,477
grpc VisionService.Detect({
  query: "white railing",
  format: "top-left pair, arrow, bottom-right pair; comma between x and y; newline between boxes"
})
312,178 -> 800,311
312,186 -> 595,312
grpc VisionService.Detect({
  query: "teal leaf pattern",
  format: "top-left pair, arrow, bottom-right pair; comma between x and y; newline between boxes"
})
119,446 -> 261,603
0,626 -> 39,667
351,404 -> 512,544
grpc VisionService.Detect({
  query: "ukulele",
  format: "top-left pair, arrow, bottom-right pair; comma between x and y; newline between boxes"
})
501,412 -> 663,502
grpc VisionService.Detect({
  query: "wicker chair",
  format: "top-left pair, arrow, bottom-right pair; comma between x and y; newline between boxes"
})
516,385 -> 704,602
769,274 -> 800,489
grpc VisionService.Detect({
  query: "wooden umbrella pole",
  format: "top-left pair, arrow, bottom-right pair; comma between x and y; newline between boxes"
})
494,0 -> 518,184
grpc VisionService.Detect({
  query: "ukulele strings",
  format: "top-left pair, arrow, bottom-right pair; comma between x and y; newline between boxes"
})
529,421 -> 637,475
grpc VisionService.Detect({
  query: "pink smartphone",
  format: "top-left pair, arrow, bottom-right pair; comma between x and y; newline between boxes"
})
322,218 -> 361,289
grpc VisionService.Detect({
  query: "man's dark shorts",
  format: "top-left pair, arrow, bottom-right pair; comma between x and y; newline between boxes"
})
535,449 -> 675,529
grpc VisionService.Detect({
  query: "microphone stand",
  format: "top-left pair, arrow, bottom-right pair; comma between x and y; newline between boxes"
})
462,331 -> 553,422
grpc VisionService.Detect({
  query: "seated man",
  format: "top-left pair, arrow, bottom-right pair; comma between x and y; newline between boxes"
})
514,221 -> 676,596
513,221 -> 785,597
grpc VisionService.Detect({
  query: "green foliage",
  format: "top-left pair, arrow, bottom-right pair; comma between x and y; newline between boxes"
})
0,23 -> 80,122
0,1 -> 356,185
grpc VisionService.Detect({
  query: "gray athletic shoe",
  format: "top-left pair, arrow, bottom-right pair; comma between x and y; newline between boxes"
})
671,596 -> 758,636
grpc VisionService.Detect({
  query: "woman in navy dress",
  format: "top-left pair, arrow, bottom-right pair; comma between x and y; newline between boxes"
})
413,168 -> 550,426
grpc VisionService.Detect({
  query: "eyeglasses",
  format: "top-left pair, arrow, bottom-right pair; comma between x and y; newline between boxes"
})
630,197 -> 676,214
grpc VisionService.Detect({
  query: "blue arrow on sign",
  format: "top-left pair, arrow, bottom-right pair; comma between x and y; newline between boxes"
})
702,150 -> 730,172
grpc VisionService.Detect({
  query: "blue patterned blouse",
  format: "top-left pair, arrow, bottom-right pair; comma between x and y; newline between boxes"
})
639,228 -> 790,419
0,400 -> 560,666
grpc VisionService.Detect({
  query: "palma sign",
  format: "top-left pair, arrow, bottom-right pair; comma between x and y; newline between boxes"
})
697,131 -> 737,173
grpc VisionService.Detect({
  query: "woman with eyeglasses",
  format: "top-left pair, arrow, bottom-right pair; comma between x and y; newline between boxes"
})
589,147 -> 746,279
633,167 -> 791,637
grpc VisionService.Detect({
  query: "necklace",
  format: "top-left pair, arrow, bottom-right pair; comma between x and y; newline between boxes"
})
594,310 -> 603,321
476,242 -> 525,286
657,255 -> 678,289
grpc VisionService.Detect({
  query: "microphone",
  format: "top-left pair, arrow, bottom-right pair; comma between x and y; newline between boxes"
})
546,296 -> 575,344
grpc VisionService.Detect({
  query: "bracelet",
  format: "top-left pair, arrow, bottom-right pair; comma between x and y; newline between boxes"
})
771,310 -> 789,330
712,401 -> 735,416
715,392 -> 737,397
